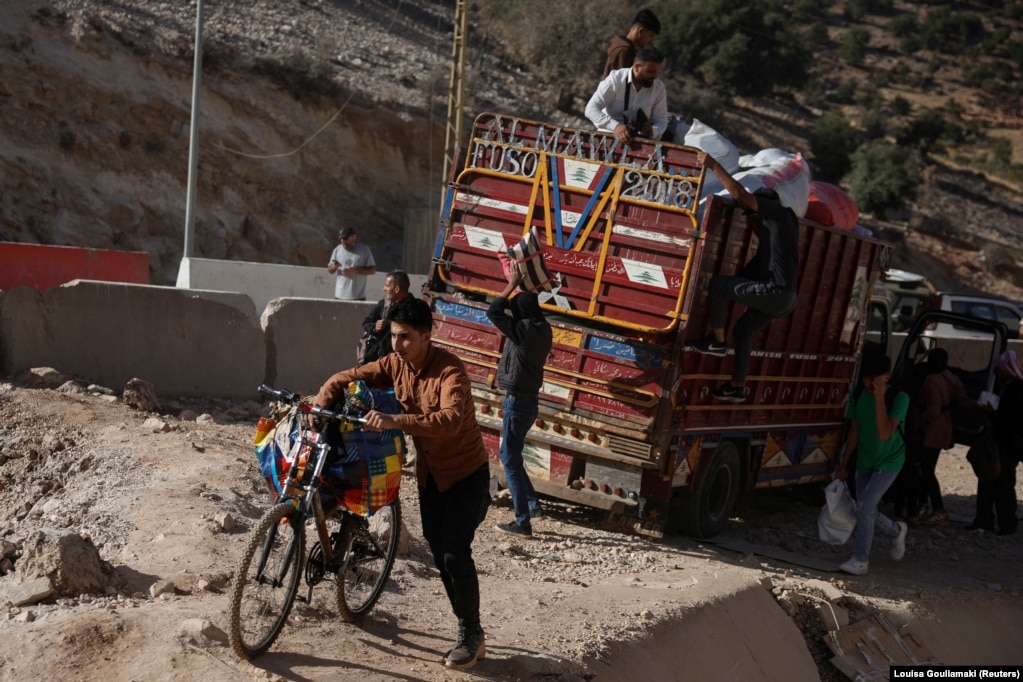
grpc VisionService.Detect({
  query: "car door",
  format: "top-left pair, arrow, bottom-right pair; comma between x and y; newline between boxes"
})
893,310 -> 1006,446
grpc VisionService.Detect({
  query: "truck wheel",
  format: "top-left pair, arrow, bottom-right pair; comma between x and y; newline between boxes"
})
676,442 -> 741,539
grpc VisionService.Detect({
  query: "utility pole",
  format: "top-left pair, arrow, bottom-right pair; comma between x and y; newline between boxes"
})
441,0 -> 468,193
182,0 -> 204,260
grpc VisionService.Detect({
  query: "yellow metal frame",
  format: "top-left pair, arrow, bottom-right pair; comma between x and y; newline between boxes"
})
436,142 -> 708,336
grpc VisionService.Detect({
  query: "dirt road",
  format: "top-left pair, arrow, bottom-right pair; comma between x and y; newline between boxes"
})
1,383 -> 1021,681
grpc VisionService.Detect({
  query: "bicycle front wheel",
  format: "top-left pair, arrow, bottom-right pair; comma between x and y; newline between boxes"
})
335,501 -> 401,623
228,502 -> 305,659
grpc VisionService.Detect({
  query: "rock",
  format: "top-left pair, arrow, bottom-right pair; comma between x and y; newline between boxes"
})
14,610 -> 36,622
150,580 -> 176,598
0,577 -> 54,607
213,513 -> 235,532
87,384 -> 115,396
180,617 -> 228,644
15,529 -> 113,596
179,409 -> 198,421
196,414 -> 219,425
17,367 -> 70,390
123,377 -> 160,412
57,380 -> 86,394
143,417 -> 171,433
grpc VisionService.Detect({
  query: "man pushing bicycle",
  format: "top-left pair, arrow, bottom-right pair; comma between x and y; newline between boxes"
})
311,296 -> 490,670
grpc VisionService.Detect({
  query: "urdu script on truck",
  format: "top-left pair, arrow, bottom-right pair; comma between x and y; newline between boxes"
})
427,113 -> 894,538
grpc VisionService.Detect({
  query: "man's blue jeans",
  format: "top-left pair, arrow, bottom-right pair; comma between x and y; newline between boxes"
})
851,468 -> 901,563
500,394 -> 541,528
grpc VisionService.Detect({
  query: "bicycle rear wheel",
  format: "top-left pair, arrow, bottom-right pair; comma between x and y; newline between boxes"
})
228,502 -> 305,659
335,501 -> 401,622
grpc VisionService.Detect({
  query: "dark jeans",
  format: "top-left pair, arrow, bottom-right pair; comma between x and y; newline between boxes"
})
889,443 -> 923,518
419,464 -> 491,629
708,275 -> 796,385
975,434 -> 1019,533
918,445 -> 944,512
500,394 -> 540,528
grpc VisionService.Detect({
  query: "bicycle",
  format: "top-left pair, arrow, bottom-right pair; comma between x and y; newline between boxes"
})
228,384 -> 402,660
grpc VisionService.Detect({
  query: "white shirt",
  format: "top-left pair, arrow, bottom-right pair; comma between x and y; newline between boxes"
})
329,242 -> 375,300
585,67 -> 668,141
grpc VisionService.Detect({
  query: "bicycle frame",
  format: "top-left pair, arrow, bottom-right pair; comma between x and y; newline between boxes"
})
257,385 -> 368,598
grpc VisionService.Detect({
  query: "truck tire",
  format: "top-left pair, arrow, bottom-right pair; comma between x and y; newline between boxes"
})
676,442 -> 742,539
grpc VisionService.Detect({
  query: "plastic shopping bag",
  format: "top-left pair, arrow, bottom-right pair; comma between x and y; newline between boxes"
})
818,479 -> 857,545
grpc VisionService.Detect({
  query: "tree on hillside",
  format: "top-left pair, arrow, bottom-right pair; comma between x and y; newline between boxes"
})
848,143 -> 920,216
653,0 -> 813,97
810,112 -> 856,183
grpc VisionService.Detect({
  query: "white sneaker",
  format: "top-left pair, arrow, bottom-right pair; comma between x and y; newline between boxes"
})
891,520 -> 908,561
840,558 -> 869,576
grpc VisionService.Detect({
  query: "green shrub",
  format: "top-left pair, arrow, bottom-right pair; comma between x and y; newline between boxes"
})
861,109 -> 887,140
810,112 -> 857,182
654,0 -> 811,97
840,26 -> 871,65
848,143 -> 920,215
832,78 -> 859,104
890,95 -> 911,116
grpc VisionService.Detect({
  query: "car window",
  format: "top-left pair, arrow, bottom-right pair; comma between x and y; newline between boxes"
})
996,306 -> 1020,328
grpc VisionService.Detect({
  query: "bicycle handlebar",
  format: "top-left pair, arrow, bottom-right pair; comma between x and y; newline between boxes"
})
258,384 -> 367,425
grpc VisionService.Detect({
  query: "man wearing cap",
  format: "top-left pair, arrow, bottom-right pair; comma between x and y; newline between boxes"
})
328,226 -> 376,301
688,151 -> 800,403
586,46 -> 669,145
602,8 -> 661,79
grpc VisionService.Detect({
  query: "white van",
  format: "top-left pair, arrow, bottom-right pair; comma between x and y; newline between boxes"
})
921,292 -> 1022,340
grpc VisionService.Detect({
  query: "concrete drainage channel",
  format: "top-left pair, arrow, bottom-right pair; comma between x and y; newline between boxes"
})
589,580 -> 1023,681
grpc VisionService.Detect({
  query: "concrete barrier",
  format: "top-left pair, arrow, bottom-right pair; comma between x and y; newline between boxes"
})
4,280 -> 1019,402
177,257 -> 429,315
0,281 -> 263,399
261,297 -> 375,396
0,243 -> 149,292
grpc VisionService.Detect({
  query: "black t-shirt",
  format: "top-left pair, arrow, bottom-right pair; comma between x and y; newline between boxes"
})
746,195 -> 799,292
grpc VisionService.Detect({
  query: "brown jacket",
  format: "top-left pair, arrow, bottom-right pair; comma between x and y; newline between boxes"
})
917,369 -> 969,450
602,35 -> 636,79
313,344 -> 488,492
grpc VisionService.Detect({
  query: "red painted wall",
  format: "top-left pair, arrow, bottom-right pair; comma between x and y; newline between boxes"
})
0,243 -> 150,292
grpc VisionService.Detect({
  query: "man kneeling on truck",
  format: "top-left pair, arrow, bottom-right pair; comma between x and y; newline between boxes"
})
689,151 -> 799,403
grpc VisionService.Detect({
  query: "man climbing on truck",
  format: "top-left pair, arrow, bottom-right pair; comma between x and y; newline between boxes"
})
689,151 -> 800,402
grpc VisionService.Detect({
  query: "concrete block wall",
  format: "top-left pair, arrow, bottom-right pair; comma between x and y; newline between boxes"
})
0,281 -> 265,399
2,279 -> 1020,402
0,280 -> 377,400
261,297 -> 375,396
177,257 -> 429,316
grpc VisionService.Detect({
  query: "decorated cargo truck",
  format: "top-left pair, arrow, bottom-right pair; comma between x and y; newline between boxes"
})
426,113 -> 893,538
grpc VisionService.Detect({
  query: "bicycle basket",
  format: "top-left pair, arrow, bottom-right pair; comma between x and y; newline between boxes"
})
321,382 -> 406,516
253,400 -> 309,497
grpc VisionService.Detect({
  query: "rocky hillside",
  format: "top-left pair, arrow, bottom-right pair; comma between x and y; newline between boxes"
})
1,0 -> 1022,298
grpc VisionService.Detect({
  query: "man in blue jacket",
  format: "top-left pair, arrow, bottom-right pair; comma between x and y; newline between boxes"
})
487,270 -> 553,538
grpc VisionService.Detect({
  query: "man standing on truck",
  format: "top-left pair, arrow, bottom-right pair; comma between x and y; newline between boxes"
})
487,270 -> 553,538
688,151 -> 799,403
835,350 -> 910,576
601,9 -> 661,79
311,297 -> 490,669
585,46 -> 669,145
